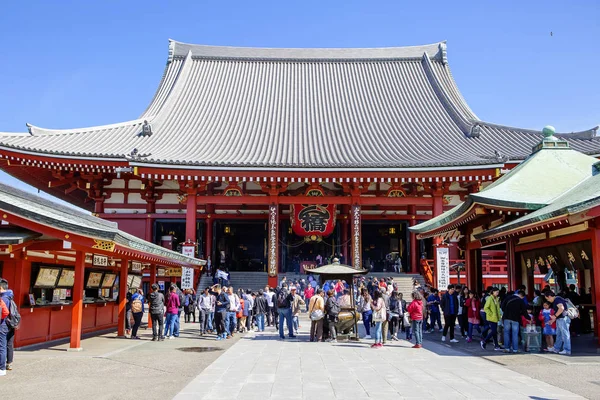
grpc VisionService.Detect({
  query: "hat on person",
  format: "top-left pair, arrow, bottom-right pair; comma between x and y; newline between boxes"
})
290,286 -> 297,291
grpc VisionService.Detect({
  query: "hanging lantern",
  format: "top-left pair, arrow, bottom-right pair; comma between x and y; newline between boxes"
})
290,204 -> 336,237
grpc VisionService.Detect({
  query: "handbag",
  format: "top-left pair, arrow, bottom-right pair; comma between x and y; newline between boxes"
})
373,308 -> 384,322
309,299 -> 324,321
403,313 -> 410,326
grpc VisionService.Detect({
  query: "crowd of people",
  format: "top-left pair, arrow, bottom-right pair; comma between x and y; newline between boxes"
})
0,273 -> 587,379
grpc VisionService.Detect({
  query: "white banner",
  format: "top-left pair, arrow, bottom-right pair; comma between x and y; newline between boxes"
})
181,267 -> 194,289
436,247 -> 450,289
181,244 -> 195,289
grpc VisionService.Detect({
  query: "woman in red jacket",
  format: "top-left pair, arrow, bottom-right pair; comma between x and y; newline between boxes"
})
407,291 -> 424,348
465,291 -> 481,343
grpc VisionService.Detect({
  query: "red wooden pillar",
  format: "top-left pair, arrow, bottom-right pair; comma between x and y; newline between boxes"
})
147,264 -> 157,330
186,188 -> 197,243
591,227 -> 600,344
267,201 -> 279,288
117,258 -> 129,336
506,239 -> 517,291
351,202 -> 362,269
69,251 -> 85,350
408,205 -> 418,273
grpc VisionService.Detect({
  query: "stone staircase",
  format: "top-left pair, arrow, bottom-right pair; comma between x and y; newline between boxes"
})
279,272 -> 426,299
197,271 -> 269,291
197,271 -> 427,298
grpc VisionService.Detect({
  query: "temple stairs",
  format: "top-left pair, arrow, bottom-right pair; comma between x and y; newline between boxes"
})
198,271 -> 426,298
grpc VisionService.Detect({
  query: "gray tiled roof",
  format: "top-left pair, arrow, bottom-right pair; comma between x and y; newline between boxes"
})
0,182 -> 204,266
1,40 -> 599,170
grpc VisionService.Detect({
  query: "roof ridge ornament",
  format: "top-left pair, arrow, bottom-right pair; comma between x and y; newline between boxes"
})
532,125 -> 570,154
439,41 -> 448,65
138,120 -> 153,137
168,39 -> 176,64
26,123 -> 33,136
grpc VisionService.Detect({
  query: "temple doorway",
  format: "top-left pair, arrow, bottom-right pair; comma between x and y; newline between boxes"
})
281,221 -> 342,273
214,220 -> 266,272
362,222 -> 409,273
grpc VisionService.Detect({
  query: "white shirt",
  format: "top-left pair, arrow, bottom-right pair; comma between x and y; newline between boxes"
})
265,292 -> 275,307
229,294 -> 240,312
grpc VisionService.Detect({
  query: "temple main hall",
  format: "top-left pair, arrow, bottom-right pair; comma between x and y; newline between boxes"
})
1,40 -> 599,288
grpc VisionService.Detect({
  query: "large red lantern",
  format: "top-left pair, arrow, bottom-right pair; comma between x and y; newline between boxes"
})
290,204 -> 336,237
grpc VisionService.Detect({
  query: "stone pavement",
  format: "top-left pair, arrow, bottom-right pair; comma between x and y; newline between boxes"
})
3,316 -> 242,400
174,316 -> 586,399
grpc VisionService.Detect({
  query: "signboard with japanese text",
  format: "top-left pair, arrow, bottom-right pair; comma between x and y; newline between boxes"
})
181,244 -> 195,258
436,247 -> 450,289
181,267 -> 194,289
93,254 -> 108,267
159,267 -> 182,277
130,261 -> 143,272
268,204 -> 279,277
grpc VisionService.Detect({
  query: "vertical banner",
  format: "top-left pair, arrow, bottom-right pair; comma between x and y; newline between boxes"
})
436,246 -> 450,289
181,267 -> 194,289
268,203 -> 279,277
181,243 -> 195,289
351,204 -> 362,269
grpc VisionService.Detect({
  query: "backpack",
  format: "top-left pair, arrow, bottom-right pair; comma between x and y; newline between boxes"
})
277,290 -> 290,308
565,298 -> 579,319
5,298 -> 21,330
131,298 -> 143,314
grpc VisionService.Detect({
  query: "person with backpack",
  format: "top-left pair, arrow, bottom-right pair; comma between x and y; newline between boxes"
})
544,290 -> 571,355
440,284 -> 460,343
148,283 -> 165,341
253,289 -> 268,332
130,289 -> 144,340
184,289 -> 196,323
276,284 -> 295,340
0,278 -> 19,375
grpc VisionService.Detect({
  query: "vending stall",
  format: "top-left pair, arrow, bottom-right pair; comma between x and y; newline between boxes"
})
0,182 -> 205,349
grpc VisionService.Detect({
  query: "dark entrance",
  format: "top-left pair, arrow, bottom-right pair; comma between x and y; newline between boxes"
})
362,222 -> 409,273
153,219 -> 205,257
280,220 -> 342,273
215,220 -> 266,272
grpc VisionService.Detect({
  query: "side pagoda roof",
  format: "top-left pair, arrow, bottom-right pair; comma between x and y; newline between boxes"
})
476,162 -> 600,241
0,181 -> 205,267
410,128 -> 600,237
0,40 -> 599,170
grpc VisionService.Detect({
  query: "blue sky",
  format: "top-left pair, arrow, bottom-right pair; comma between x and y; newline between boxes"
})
0,1 -> 598,208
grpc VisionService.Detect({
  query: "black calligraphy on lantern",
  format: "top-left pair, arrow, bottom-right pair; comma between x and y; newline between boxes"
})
298,205 -> 331,233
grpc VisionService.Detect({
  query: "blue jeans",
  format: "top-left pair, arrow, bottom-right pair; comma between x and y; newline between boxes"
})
412,320 -> 423,345
468,322 -> 481,340
405,323 -> 412,340
0,322 -> 8,371
256,314 -> 265,331
374,321 -> 383,343
173,311 -> 182,337
225,311 -> 237,335
555,317 -> 571,353
293,315 -> 299,332
207,312 -> 214,330
482,321 -> 499,348
278,308 -> 293,338
503,319 -> 520,352
362,310 -> 372,335
164,313 -> 177,337
430,311 -> 442,330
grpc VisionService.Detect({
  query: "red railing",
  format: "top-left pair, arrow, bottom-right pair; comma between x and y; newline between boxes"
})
422,258 -> 509,285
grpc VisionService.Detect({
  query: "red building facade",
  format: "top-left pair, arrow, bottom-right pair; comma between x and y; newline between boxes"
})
1,40 -> 599,288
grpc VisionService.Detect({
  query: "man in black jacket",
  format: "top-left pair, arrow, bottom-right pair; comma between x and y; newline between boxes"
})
147,284 -> 165,341
501,290 -> 530,353
253,289 -> 269,332
440,284 -> 459,343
